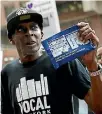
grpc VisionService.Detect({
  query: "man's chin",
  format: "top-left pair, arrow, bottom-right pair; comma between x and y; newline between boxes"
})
23,52 -> 35,57
23,50 -> 39,57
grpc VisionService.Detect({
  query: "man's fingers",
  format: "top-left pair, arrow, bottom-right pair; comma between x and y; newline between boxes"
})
84,32 -> 99,47
92,29 -> 95,34
80,28 -> 92,37
77,22 -> 89,27
79,28 -> 95,38
77,22 -> 98,46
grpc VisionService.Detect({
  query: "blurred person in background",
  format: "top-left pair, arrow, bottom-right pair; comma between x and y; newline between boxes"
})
97,47 -> 102,64
1,7 -> 102,114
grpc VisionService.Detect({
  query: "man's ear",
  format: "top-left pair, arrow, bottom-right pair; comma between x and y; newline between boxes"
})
41,31 -> 44,39
9,38 -> 15,45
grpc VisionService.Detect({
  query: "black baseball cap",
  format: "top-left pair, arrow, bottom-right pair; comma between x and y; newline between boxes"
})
7,7 -> 43,39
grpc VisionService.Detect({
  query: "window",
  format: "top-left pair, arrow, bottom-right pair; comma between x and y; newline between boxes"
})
4,5 -> 14,17
20,1 -> 28,8
56,1 -> 83,14
43,17 -> 49,27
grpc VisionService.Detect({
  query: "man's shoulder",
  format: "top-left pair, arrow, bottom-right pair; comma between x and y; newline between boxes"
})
1,59 -> 19,72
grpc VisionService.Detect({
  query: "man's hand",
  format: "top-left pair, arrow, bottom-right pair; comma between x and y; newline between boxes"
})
77,22 -> 102,113
77,22 -> 99,71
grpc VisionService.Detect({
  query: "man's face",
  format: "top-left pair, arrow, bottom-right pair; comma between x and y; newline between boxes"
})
11,21 -> 43,58
97,47 -> 102,64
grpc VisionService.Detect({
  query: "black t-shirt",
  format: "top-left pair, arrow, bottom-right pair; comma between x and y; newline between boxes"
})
1,53 -> 91,114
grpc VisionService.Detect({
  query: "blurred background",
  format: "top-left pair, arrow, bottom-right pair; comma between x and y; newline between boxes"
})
1,0 -> 102,67
1,1 -> 102,114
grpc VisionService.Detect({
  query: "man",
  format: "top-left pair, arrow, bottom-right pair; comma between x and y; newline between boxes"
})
97,47 -> 102,64
1,7 -> 102,114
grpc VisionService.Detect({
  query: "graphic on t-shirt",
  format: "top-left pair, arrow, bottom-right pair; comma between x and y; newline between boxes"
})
16,74 -> 51,114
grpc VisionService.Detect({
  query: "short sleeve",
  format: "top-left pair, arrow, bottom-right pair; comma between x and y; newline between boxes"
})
1,70 -> 14,114
68,59 -> 91,99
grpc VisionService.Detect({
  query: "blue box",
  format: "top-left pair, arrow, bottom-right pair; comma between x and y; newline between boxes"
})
42,25 -> 96,69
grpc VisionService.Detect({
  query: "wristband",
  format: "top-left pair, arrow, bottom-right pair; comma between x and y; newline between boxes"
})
90,63 -> 102,76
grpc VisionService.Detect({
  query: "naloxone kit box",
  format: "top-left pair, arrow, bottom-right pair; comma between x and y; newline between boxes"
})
42,25 -> 96,69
